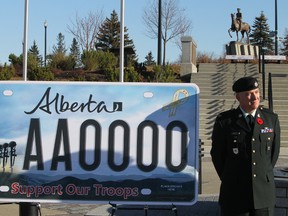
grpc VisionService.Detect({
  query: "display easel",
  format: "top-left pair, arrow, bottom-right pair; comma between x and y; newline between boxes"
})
109,203 -> 178,216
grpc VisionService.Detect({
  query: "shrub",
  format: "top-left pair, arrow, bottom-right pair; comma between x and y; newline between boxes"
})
82,50 -> 118,72
153,65 -> 180,82
0,63 -> 15,80
50,53 -> 75,71
124,66 -> 142,82
28,67 -> 54,81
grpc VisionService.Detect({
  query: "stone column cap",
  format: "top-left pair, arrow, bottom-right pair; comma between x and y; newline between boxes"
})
181,36 -> 197,47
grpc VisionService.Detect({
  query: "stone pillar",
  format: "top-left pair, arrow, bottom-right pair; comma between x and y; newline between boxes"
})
248,45 -> 255,56
254,46 -> 259,57
226,42 -> 258,60
240,44 -> 249,55
180,36 -> 197,77
228,41 -> 241,55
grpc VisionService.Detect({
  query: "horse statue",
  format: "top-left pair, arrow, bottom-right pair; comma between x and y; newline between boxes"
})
228,13 -> 251,44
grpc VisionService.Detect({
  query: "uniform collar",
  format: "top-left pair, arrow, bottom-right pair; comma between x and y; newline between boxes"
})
235,107 -> 257,132
239,106 -> 257,118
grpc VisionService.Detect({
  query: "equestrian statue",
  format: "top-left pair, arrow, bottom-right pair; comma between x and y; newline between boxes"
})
228,8 -> 251,44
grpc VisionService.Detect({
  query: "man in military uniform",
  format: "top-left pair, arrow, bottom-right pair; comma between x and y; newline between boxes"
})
211,77 -> 281,216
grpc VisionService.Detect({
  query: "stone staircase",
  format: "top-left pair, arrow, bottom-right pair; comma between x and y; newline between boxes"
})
190,63 -> 288,155
265,64 -> 288,150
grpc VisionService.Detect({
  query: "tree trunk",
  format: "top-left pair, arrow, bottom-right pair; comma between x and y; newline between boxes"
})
163,40 -> 167,66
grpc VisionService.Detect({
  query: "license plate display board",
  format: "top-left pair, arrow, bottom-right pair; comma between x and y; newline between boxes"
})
0,81 -> 199,205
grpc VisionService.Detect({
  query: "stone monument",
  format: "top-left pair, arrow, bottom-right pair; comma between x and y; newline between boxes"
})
180,36 -> 197,79
228,8 -> 251,44
226,8 -> 258,59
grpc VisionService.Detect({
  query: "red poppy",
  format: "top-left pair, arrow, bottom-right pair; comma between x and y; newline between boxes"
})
256,118 -> 263,125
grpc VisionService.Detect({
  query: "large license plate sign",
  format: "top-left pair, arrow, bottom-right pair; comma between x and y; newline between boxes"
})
0,81 -> 199,204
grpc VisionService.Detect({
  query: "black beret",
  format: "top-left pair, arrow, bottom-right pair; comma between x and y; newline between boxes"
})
232,77 -> 259,92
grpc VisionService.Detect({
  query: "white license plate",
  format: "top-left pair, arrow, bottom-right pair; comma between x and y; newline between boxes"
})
0,81 -> 199,205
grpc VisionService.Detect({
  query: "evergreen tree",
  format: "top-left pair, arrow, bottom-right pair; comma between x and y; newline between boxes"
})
249,11 -> 274,54
53,33 -> 67,55
28,40 -> 42,65
280,29 -> 288,56
70,38 -> 81,68
95,10 -> 135,52
144,51 -> 156,66
96,10 -> 137,66
50,33 -> 74,71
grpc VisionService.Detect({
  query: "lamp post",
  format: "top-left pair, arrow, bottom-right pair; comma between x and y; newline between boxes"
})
44,20 -> 48,67
120,0 -> 124,82
157,0 -> 162,66
23,0 -> 29,81
275,0 -> 278,55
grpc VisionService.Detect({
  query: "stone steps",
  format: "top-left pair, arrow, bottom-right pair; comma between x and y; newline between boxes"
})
191,63 -> 288,148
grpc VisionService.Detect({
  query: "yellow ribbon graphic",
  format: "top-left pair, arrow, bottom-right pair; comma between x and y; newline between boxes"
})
162,89 -> 189,117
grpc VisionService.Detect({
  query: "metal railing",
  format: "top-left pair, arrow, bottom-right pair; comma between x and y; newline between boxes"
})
268,73 -> 273,111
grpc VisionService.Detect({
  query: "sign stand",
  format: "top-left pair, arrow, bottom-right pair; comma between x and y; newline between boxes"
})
109,203 -> 178,216
19,202 -> 40,216
0,141 -> 38,216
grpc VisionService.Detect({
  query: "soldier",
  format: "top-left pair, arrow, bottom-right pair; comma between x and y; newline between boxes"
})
236,8 -> 242,28
211,77 -> 281,216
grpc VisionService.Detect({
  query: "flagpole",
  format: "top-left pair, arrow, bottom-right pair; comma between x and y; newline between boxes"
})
119,0 -> 124,82
23,0 -> 29,81
20,0 -> 40,215
157,0 -> 162,66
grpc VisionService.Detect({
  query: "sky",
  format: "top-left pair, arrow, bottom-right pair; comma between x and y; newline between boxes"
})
1,0 -> 288,65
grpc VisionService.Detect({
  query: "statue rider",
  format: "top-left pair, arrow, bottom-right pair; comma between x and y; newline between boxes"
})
236,8 -> 242,30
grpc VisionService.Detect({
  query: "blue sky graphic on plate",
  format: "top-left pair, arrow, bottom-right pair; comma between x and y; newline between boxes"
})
0,81 -> 199,204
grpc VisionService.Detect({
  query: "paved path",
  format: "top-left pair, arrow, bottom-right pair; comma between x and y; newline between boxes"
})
84,195 -> 219,216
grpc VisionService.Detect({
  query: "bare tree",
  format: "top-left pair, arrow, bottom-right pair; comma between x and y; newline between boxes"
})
67,11 -> 104,52
143,0 -> 192,65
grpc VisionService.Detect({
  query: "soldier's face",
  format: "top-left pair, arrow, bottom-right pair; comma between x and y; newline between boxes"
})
236,88 -> 260,113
